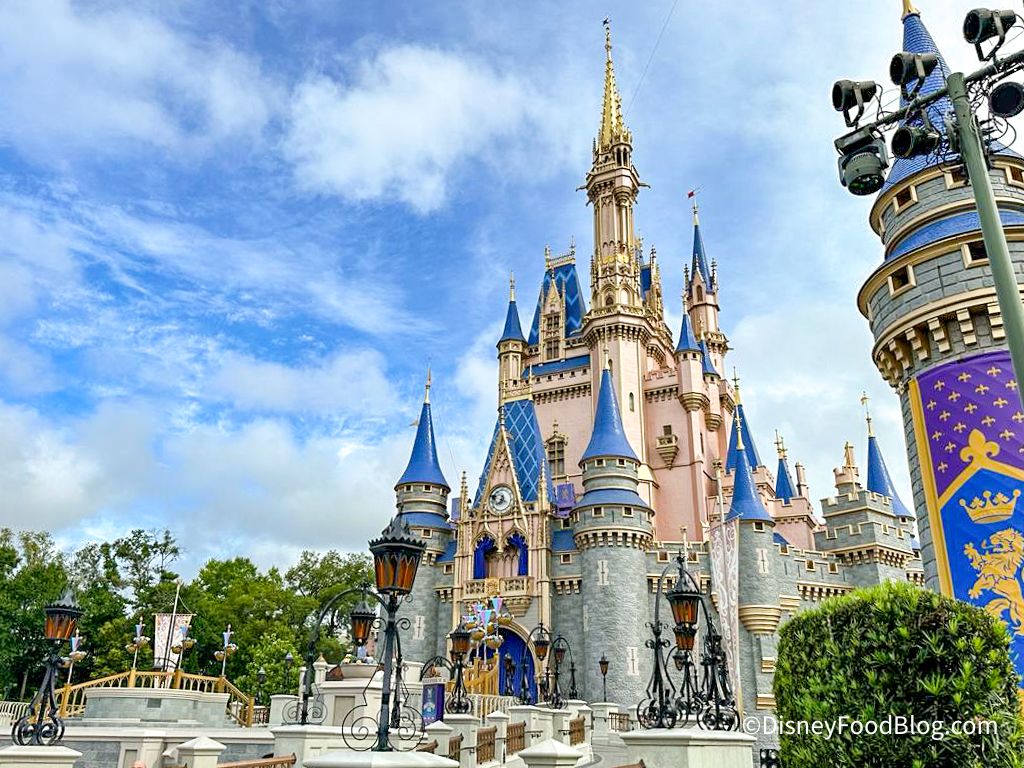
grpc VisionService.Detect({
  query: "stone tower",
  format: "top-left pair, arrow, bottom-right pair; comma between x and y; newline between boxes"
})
576,365 -> 653,705
857,2 -> 1024,610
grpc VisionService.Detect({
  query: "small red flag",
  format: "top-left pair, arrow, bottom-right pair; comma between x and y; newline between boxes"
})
687,190 -> 695,198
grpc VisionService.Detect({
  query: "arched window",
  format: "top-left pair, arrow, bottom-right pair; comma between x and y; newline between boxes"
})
547,436 -> 566,478
628,392 -> 635,412
474,537 -> 496,580
507,533 -> 528,576
605,293 -> 614,307
696,286 -> 704,302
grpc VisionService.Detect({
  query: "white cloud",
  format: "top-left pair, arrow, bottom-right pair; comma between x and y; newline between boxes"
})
284,45 -> 547,212
209,349 -> 399,416
0,0 -> 279,161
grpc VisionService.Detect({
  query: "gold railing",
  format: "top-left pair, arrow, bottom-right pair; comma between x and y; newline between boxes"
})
463,577 -> 534,598
55,669 -> 257,726
217,756 -> 296,767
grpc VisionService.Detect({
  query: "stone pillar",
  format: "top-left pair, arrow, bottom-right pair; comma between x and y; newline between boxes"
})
575,705 -> 593,738
175,736 -> 226,768
508,705 -> 537,749
271,725 -> 345,766
549,709 -> 571,745
589,703 -> 617,746
620,728 -> 756,768
518,739 -> 582,768
485,710 -> 510,763
424,720 -> 454,757
443,713 -> 478,768
305,750 -> 458,768
313,656 -> 330,687
0,746 -> 82,768
533,708 -> 554,741
270,693 -> 297,727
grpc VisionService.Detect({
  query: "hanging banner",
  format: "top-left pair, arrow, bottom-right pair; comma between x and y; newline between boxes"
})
154,613 -> 194,672
910,349 -> 1024,683
708,516 -> 740,704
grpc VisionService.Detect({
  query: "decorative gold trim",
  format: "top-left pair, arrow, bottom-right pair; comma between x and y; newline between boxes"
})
737,604 -> 784,635
909,377 -> 953,596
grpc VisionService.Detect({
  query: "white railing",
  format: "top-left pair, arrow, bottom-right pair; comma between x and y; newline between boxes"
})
0,700 -> 30,728
469,693 -> 514,718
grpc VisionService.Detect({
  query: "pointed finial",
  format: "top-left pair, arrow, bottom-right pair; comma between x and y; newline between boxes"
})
732,368 -> 741,404
734,410 -> 745,451
425,364 -> 432,404
689,188 -> 701,224
509,271 -> 515,301
604,17 -> 612,60
843,441 -> 856,470
775,430 -> 787,460
544,244 -> 552,269
569,235 -> 576,256
860,390 -> 873,437
901,0 -> 919,19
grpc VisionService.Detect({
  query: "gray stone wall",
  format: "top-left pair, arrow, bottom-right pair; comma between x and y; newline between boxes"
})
397,547 -> 441,664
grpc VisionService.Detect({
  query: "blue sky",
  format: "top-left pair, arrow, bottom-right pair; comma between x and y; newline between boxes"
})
0,0 -> 998,572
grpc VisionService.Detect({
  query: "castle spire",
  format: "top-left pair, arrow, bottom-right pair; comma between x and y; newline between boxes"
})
598,19 -> 628,150
727,416 -> 772,523
499,281 -> 525,343
901,0 -> 919,20
774,431 -> 797,503
865,428 -> 912,518
397,374 -> 449,490
689,206 -> 713,287
581,366 -> 638,462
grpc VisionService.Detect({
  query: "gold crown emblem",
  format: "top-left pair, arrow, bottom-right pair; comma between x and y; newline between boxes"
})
959,489 -> 1021,524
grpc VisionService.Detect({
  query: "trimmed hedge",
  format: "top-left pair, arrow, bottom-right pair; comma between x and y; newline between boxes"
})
774,580 -> 1024,767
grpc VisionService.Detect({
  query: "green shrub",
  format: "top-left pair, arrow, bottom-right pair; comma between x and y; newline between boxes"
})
774,580 -> 1024,767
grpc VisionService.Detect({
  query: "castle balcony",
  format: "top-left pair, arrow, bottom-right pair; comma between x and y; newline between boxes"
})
655,433 -> 679,466
463,576 -> 534,616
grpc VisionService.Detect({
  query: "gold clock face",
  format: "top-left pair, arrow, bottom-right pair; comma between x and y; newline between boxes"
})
488,485 -> 513,514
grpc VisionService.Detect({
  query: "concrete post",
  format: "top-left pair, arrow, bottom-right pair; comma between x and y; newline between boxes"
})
518,739 -> 582,768
485,710 -> 510,764
304,749 -> 458,767
589,703 -> 617,746
549,709 -> 571,746
0,746 -> 82,768
314,656 -> 331,687
271,725 -> 345,766
532,708 -> 554,741
175,736 -> 226,768
575,705 -> 593,739
424,720 -> 454,758
270,694 -> 297,727
443,713 -> 478,768
621,729 -> 756,768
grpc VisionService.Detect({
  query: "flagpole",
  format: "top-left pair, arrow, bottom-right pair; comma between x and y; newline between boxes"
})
162,581 -> 182,684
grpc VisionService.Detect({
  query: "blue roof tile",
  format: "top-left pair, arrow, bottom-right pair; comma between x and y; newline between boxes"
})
574,487 -> 650,510
888,209 -> 1024,260
581,368 -> 639,462
675,314 -> 699,353
528,262 -> 587,345
866,434 -> 911,518
690,220 -> 712,286
726,433 -> 773,523
499,299 -> 525,343
397,401 -> 449,489
437,540 -> 457,563
640,262 -> 652,298
698,340 -> 719,378
726,404 -> 763,471
522,354 -> 590,379
773,531 -> 790,546
474,399 -> 553,505
775,457 -> 796,503
551,529 -> 577,552
400,511 -> 450,528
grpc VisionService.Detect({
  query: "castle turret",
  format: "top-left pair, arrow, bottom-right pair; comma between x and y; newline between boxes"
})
687,204 -> 726,369
674,300 -> 704,407
498,275 -> 528,400
857,2 -> 1024,596
394,372 -> 451,663
574,365 -> 652,707
773,433 -> 796,504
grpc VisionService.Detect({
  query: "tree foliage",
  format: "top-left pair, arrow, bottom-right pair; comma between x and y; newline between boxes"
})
0,528 -> 371,701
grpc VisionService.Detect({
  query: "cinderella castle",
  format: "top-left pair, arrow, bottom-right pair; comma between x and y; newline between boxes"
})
386,17 -> 931,740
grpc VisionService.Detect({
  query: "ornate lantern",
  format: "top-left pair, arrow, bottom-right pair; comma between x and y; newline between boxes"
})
666,577 -> 701,652
369,516 -> 426,596
599,654 -> 609,678
350,597 -> 376,647
44,589 -> 82,642
450,623 -> 471,659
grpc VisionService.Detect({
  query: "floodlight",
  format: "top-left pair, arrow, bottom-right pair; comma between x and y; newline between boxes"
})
892,125 -> 941,158
832,79 -> 878,127
990,80 -> 1024,117
835,128 -> 889,195
890,53 -> 938,99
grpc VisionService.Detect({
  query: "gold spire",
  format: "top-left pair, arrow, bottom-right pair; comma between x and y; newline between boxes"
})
732,368 -> 741,405
901,0 -> 919,20
599,19 -> 628,149
425,364 -> 432,404
775,430 -> 788,460
509,271 -> 515,302
861,390 -> 874,437
735,409 -> 745,451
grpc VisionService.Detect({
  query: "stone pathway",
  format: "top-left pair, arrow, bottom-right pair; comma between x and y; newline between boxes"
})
586,743 -> 630,767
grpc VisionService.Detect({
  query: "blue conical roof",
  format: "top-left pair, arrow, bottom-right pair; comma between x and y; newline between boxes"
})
690,218 -> 712,287
499,299 -> 525,343
698,340 -> 719,378
581,368 -> 638,463
675,313 -> 699,353
880,10 -> 953,192
727,427 -> 772,523
866,434 -> 911,518
775,456 -> 796,503
725,404 -> 762,471
397,400 -> 449,489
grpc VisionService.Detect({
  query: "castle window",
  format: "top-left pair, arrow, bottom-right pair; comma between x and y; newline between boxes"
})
421,529 -> 432,538
560,554 -> 572,564
893,185 -> 918,213
663,425 -> 672,436
753,521 -> 766,532
887,264 -> 915,296
962,240 -> 988,267
544,314 -> 561,360
657,551 -> 669,563
623,507 -> 634,517
596,459 -> 605,467
406,485 -> 413,492
828,563 -> 839,574
605,294 -> 614,307
805,559 -> 815,572
443,564 -> 453,574
944,165 -> 969,189
593,507 -> 604,517
561,518 -> 571,529
423,485 -> 431,491
696,286 -> 704,302
548,436 -> 566,478
617,458 -> 626,466
1006,165 -> 1024,187
628,392 -> 635,412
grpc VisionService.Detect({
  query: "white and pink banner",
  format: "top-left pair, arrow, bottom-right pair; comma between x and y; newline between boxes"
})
708,517 -> 740,704
154,613 -> 193,672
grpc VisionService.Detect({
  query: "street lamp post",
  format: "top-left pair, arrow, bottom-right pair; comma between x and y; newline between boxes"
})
214,625 -> 238,679
13,589 -> 84,746
419,623 -> 473,715
286,515 -> 425,752
527,623 -> 576,709
503,654 -> 516,697
831,8 -> 1024,401
63,631 -> 87,687
599,654 -> 609,703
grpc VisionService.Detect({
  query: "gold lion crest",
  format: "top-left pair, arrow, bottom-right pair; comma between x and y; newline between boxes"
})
964,528 -> 1024,636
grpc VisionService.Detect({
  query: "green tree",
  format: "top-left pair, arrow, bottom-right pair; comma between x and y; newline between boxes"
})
234,629 -> 300,700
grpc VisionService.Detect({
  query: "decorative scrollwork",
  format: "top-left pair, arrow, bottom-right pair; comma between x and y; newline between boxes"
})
12,646 -> 65,747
